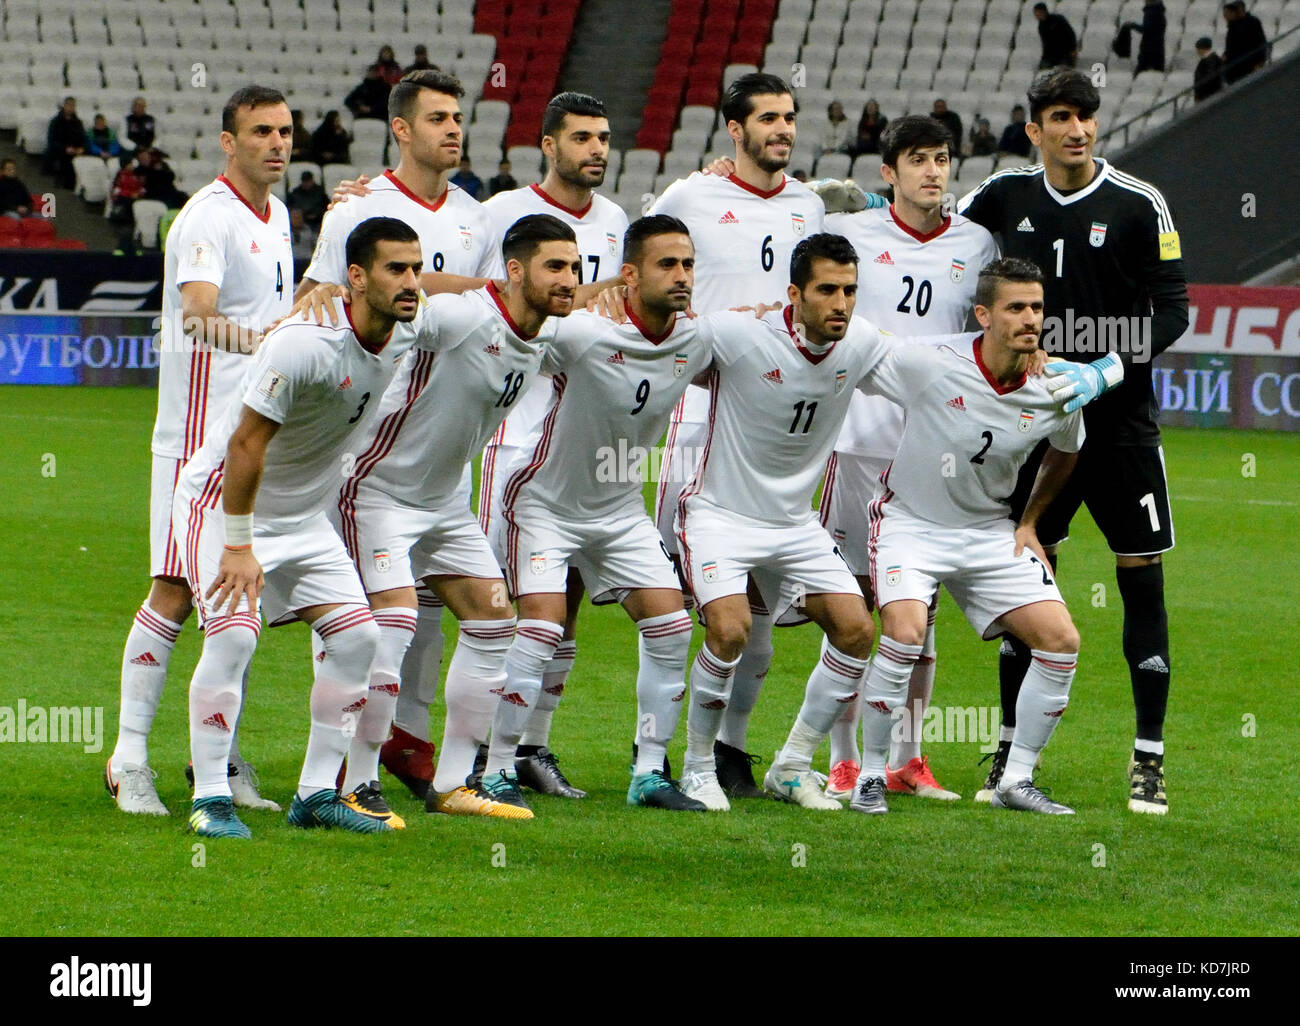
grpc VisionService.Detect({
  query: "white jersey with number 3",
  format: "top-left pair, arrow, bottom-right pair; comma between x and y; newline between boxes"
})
152,176 -> 293,460
826,207 -> 998,458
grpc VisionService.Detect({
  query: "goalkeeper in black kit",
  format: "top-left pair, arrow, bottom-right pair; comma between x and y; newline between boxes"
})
958,68 -> 1189,814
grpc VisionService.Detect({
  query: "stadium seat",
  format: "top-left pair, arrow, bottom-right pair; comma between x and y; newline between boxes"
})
73,156 -> 111,204
321,163 -> 359,195
132,199 -> 168,250
20,217 -> 56,246
0,222 -> 23,248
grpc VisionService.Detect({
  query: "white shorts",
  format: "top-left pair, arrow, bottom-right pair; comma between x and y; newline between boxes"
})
869,514 -> 1065,640
479,442 -> 526,545
499,502 -> 679,604
339,489 -> 502,594
175,475 -> 367,628
150,454 -> 187,579
678,500 -> 861,618
654,418 -> 708,553
819,451 -> 889,578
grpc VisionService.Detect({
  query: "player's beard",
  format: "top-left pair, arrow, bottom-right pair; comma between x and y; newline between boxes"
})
522,276 -> 572,318
554,151 -> 606,189
742,128 -> 791,174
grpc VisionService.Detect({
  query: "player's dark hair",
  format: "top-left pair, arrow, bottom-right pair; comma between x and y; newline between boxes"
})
221,85 -> 287,134
389,69 -> 465,124
622,214 -> 691,266
345,216 -> 420,272
881,114 -> 955,166
542,92 -> 608,138
722,72 -> 794,125
790,233 -> 859,291
974,257 -> 1044,307
501,213 -> 577,267
1027,68 -> 1100,124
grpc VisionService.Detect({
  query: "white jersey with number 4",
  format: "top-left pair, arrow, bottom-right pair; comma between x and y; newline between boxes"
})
303,171 -> 503,287
826,206 -> 998,458
481,183 -> 629,449
651,172 -> 825,424
862,335 -> 1085,529
681,308 -> 893,528
153,176 -> 293,460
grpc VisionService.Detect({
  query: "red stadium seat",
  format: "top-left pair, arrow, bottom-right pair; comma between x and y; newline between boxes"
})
684,79 -> 721,107
50,237 -> 87,250
0,224 -> 22,248
20,218 -> 55,245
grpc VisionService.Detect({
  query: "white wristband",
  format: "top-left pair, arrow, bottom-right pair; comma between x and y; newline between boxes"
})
1097,351 -> 1125,390
225,513 -> 254,548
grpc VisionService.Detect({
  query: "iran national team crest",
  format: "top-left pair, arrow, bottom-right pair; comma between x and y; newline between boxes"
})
950,258 -> 966,282
459,225 -> 473,250
834,368 -> 847,394
701,560 -> 719,583
373,549 -> 391,573
1089,221 -> 1108,248
530,551 -> 547,575
606,232 -> 618,255
885,565 -> 901,586
674,354 -> 689,378
791,212 -> 806,236
1018,409 -> 1035,433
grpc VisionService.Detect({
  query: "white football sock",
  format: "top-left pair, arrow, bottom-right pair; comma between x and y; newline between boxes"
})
890,602 -> 938,766
113,603 -> 182,771
683,644 -> 742,775
520,639 -> 575,750
188,613 -> 259,800
484,620 -> 562,776
859,636 -> 922,780
434,619 -> 515,792
718,609 -> 773,753
634,612 -> 693,775
393,586 -> 445,741
343,607 -> 416,795
298,606 -> 379,798
1003,649 -> 1076,788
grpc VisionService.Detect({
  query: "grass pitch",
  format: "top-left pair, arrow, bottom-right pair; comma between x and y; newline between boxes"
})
1,385 -> 1296,936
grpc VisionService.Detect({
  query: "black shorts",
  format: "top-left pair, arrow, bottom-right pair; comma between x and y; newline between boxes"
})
1008,440 -> 1175,556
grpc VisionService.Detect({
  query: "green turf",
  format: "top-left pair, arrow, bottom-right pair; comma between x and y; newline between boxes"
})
1,385 -> 1296,936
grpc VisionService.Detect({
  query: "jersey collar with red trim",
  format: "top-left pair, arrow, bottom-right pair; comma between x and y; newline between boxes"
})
383,169 -> 450,212
217,174 -> 271,223
972,335 -> 1027,394
889,203 -> 951,243
626,304 -> 676,345
343,301 -> 393,355
783,305 -> 837,365
529,182 -> 593,219
486,281 -> 539,341
727,172 -> 786,199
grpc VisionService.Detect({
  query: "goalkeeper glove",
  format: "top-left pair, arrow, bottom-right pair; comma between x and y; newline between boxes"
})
1044,352 -> 1125,413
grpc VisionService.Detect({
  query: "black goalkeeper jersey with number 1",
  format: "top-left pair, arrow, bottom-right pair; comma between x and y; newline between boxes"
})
958,158 -> 1189,446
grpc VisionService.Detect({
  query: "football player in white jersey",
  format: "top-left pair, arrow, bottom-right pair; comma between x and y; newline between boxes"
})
819,115 -> 999,802
175,217 -> 443,838
648,73 -> 829,800
331,214 -> 578,821
476,93 -> 629,800
295,70 -> 504,800
676,234 -> 912,811
107,86 -> 293,816
483,215 -> 712,814
850,257 -> 1085,815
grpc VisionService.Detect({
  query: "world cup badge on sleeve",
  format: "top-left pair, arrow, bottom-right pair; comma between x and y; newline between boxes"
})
885,565 -> 901,586
1089,221 -> 1107,248
950,258 -> 966,282
1018,409 -> 1035,433
530,551 -> 547,575
373,548 -> 391,573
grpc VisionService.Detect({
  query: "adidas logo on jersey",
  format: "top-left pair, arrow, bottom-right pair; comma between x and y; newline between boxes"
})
762,367 -> 783,383
130,652 -> 160,667
946,395 -> 967,410
1137,655 -> 1170,673
606,350 -> 625,364
336,375 -> 352,391
718,210 -> 739,224
1017,217 -> 1035,232
874,251 -> 894,264
202,712 -> 231,732
483,342 -> 501,356
490,686 -> 529,707
249,241 -> 261,254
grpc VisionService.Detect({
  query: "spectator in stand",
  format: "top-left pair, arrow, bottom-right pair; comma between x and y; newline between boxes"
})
1034,3 -> 1078,68
287,169 -> 327,229
86,114 -> 122,162
1222,2 -> 1269,84
311,110 -> 352,165
450,156 -> 483,199
969,116 -> 997,157
930,98 -> 963,151
108,149 -> 147,223
405,44 -> 438,74
288,206 -> 318,275
0,158 -> 35,219
854,99 -> 888,155
376,45 -> 404,86
44,96 -> 86,188
291,109 -> 313,161
122,97 -> 155,153
820,100 -> 852,156
997,104 -> 1033,158
1129,1 -> 1168,74
140,148 -> 187,209
486,159 -> 518,197
345,64 -> 391,120
1193,37 -> 1226,101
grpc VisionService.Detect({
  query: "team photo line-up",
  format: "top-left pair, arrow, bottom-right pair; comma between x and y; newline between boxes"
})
102,62 -> 1186,838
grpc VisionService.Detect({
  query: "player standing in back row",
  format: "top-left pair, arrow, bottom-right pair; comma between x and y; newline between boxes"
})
106,85 -> 293,816
650,73 -> 826,800
959,69 -> 1189,814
